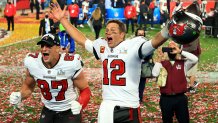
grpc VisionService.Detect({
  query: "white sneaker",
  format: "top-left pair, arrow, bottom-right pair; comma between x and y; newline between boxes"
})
188,87 -> 196,93
79,24 -> 84,28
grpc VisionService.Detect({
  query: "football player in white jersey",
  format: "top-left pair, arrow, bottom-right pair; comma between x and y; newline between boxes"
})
9,33 -> 91,123
50,3 -> 170,123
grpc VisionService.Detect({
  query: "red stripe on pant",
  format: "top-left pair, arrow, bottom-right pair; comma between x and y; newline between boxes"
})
129,108 -> 134,120
137,107 -> 142,123
128,107 -> 142,123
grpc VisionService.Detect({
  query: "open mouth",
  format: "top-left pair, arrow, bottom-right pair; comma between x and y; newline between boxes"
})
43,53 -> 49,56
107,37 -> 113,42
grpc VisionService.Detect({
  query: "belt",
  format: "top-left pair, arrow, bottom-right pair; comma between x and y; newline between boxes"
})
161,92 -> 184,96
44,106 -> 71,114
115,106 -> 139,110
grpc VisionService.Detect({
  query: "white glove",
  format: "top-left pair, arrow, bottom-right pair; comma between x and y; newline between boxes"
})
71,101 -> 82,115
10,92 -> 21,105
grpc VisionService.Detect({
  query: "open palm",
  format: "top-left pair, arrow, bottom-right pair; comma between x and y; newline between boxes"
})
50,3 -> 66,21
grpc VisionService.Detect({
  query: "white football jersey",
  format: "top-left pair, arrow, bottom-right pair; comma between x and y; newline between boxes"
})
92,37 -> 154,107
24,53 -> 83,111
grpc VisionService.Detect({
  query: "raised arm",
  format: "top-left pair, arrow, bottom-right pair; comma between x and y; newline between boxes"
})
140,26 -> 169,58
50,3 -> 88,47
151,26 -> 169,49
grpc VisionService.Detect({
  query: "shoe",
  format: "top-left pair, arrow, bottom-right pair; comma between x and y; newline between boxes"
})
193,81 -> 199,88
79,24 -> 84,28
188,87 -> 196,93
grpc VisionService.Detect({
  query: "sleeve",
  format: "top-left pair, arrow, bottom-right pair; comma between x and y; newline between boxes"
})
23,53 -> 39,77
152,62 -> 163,77
24,54 -> 30,69
85,39 -> 94,53
182,51 -> 198,72
140,40 -> 155,59
72,54 -> 84,79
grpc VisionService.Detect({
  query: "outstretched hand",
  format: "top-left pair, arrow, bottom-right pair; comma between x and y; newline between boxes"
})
50,3 -> 67,21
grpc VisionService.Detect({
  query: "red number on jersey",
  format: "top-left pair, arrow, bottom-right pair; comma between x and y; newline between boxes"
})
28,53 -> 39,58
103,59 -> 126,86
37,80 -> 52,100
64,54 -> 74,61
37,79 -> 68,101
52,80 -> 68,101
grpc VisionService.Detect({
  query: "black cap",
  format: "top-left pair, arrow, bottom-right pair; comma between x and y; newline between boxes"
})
37,33 -> 60,46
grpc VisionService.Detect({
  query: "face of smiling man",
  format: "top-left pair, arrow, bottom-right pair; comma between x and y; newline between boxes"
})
105,21 -> 126,48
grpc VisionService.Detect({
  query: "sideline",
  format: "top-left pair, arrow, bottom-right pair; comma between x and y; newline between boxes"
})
0,36 -> 39,48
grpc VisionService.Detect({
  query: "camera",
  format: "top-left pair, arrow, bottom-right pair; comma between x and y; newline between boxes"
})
162,47 -> 173,53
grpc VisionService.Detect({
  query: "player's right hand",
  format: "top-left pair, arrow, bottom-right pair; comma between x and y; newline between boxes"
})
10,92 -> 21,105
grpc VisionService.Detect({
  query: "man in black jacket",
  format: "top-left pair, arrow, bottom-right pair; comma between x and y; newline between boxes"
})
139,1 -> 148,31
39,12 -> 54,36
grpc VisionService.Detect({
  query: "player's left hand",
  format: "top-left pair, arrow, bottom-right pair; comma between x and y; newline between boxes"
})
71,101 -> 82,115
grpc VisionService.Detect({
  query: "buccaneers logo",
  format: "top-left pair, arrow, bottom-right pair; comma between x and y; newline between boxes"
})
100,46 -> 105,53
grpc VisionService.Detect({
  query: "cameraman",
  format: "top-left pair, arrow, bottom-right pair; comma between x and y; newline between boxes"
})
152,41 -> 198,123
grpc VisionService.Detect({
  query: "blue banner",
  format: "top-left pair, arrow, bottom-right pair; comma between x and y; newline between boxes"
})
105,8 -> 125,22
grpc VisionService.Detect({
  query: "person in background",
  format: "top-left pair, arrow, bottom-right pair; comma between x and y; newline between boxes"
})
80,0 -> 89,28
105,0 -> 112,9
124,0 -> 137,33
133,0 -> 140,25
90,7 -> 103,39
59,24 -> 76,53
111,0 -> 125,8
50,2 -> 171,122
139,0 -> 148,31
35,0 -> 40,20
68,2 -> 80,28
135,27 -> 153,103
159,0 -> 168,28
57,0 -> 66,10
39,11 -> 54,36
40,0 -> 45,10
97,0 -> 106,26
148,0 -> 155,29
30,0 -> 35,13
50,21 -> 76,54
4,0 -> 16,31
181,38 -> 201,93
9,33 -> 91,123
152,41 -> 198,123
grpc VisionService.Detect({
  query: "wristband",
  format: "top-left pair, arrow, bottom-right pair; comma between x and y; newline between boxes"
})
78,87 -> 91,109
160,26 -> 170,39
